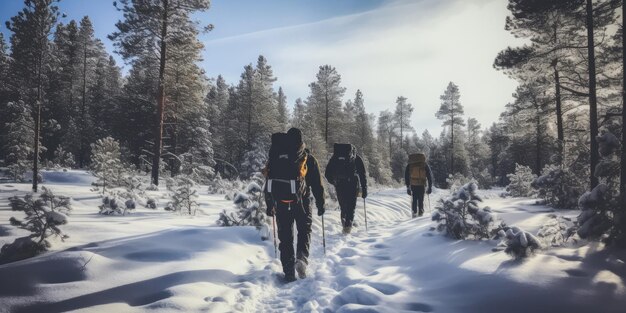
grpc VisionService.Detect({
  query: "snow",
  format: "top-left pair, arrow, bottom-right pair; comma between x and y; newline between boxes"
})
1,171 -> 625,312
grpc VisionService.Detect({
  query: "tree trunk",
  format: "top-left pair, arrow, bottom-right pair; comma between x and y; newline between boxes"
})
586,0 -> 599,190
151,0 -> 169,186
450,113 -> 455,175
535,97 -> 542,175
32,50 -> 43,192
79,41 -> 87,168
325,91 -> 329,144
554,64 -> 564,165
619,1 -> 626,239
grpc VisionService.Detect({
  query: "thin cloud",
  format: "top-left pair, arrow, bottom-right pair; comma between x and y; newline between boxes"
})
202,0 -> 525,135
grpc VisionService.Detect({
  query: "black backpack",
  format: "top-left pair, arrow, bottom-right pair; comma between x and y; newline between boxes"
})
331,143 -> 356,182
266,132 -> 308,203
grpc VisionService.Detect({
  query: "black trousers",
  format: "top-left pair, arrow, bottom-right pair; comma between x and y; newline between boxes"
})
411,185 -> 426,214
336,182 -> 358,227
275,198 -> 312,276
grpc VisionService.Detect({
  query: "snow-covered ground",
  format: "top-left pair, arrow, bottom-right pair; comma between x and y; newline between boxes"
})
1,170 -> 625,313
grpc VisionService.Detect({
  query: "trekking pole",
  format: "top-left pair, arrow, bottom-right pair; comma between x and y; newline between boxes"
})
427,194 -> 431,214
272,215 -> 278,259
363,198 -> 368,232
321,215 -> 326,255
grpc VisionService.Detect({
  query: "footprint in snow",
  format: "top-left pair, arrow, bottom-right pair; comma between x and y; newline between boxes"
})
404,302 -> 435,312
367,282 -> 401,295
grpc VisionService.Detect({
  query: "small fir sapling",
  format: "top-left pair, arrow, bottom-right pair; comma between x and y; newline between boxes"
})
432,182 -> 496,239
166,176 -> 200,215
52,146 -> 76,169
1,189 -> 70,263
90,137 -> 124,194
217,172 -> 269,231
577,131 -> 621,241
506,164 -> 537,197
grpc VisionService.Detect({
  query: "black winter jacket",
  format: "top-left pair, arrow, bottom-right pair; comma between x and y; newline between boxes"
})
325,154 -> 367,192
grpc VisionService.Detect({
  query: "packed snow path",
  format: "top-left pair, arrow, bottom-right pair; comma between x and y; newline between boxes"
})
1,171 -> 625,313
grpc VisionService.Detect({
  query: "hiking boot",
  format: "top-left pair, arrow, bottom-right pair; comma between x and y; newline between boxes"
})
412,212 -> 417,218
342,226 -> 352,235
283,273 -> 297,283
295,259 -> 307,279
418,212 -> 424,217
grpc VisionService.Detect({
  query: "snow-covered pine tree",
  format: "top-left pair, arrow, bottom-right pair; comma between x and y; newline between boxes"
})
506,164 -> 537,197
276,86 -> 289,131
496,225 -> 543,259
6,0 -> 60,192
90,137 -> 124,194
432,182 -> 496,239
577,130 -> 621,241
4,101 -> 38,182
394,96 -> 414,150
240,140 -> 268,179
532,164 -> 584,209
2,189 -> 70,263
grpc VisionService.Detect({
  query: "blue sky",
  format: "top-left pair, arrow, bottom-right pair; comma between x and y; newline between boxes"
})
0,0 -> 524,136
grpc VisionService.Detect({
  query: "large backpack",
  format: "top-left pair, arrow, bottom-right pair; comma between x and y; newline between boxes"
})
331,143 -> 357,182
266,132 -> 308,203
408,153 -> 427,186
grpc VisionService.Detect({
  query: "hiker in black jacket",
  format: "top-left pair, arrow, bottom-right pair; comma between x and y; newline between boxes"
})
264,128 -> 325,282
405,153 -> 433,218
325,144 -> 367,235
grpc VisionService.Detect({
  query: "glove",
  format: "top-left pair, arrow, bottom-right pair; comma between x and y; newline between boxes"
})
406,187 -> 412,195
266,199 -> 275,217
427,187 -> 432,195
361,188 -> 368,199
317,206 -> 325,216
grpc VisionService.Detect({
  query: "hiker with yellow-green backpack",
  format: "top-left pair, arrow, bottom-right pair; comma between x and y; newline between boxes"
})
405,153 -> 433,218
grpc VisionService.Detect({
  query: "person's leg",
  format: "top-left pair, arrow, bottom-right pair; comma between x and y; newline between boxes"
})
294,198 -> 312,264
276,202 -> 296,279
411,185 -> 418,214
416,185 -> 425,215
336,185 -> 349,227
344,188 -> 357,227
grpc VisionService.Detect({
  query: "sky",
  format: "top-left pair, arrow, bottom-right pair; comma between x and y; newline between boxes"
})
0,0 -> 526,136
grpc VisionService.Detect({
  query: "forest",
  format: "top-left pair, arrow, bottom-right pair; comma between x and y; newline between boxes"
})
1,0 -> 626,240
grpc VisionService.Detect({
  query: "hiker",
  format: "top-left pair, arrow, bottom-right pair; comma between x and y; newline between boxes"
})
405,153 -> 433,218
264,128 -> 325,283
324,143 -> 367,235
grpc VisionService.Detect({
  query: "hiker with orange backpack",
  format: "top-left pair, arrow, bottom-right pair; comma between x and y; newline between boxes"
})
405,153 -> 433,218
264,128 -> 326,283
325,144 -> 367,235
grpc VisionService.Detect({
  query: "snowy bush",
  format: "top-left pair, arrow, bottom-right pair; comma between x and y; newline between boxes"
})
99,194 -> 126,215
118,175 -> 146,203
473,168 -> 494,190
217,172 -> 268,229
432,182 -> 496,239
90,137 -> 125,193
536,215 -> 574,247
506,164 -> 537,197
166,176 -> 200,215
532,165 -> 584,210
1,190 -> 70,264
146,197 -> 158,209
240,141 -> 268,179
496,225 -> 543,259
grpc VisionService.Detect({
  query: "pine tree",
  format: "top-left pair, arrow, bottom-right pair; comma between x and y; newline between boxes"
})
276,86 -> 289,131
6,0 -> 60,192
110,0 -> 211,185
306,65 -> 346,148
4,101 -> 39,181
394,96 -> 414,150
436,82 -> 466,175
